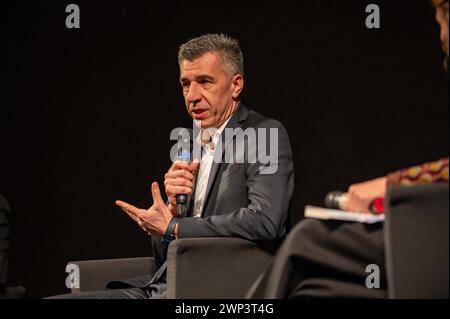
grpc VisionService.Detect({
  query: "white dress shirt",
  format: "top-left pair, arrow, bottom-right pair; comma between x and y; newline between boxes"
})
192,118 -> 231,217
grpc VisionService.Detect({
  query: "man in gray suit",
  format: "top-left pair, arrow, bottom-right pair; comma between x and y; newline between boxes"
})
51,33 -> 294,299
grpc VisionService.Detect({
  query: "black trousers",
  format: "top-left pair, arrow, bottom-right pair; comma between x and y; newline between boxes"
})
249,219 -> 387,298
48,287 -> 150,299
47,282 -> 167,299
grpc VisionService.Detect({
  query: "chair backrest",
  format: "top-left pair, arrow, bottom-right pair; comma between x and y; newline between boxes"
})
167,237 -> 279,298
385,183 -> 449,298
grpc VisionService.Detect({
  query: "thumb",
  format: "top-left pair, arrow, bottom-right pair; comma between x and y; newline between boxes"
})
151,182 -> 165,208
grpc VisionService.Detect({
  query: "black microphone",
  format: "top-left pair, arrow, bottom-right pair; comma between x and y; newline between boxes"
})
175,129 -> 193,217
324,191 -> 348,210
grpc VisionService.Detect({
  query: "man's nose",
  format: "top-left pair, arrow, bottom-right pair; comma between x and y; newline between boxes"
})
187,82 -> 202,104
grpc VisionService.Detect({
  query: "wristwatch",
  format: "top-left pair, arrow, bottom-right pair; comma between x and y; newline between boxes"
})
163,218 -> 179,245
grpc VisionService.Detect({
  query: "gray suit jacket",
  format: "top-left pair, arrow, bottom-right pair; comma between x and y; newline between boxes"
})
154,103 -> 293,265
110,104 -> 294,289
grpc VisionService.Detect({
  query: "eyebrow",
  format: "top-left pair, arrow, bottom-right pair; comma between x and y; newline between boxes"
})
196,74 -> 214,82
180,74 -> 215,83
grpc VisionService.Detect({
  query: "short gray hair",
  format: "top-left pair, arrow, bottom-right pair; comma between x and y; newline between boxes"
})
178,34 -> 244,77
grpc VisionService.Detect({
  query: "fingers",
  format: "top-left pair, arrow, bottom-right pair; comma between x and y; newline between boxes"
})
165,169 -> 195,182
164,162 -> 196,201
164,178 -> 194,198
164,177 -> 194,188
165,185 -> 193,198
345,191 -> 371,214
115,200 -> 143,219
168,161 -> 196,173
189,161 -> 200,174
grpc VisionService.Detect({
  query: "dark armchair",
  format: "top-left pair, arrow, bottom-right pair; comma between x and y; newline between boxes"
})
245,183 -> 449,299
66,237 -> 278,298
384,183 -> 449,298
65,184 -> 448,299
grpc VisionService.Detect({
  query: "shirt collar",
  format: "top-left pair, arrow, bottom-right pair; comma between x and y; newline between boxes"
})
196,116 -> 232,151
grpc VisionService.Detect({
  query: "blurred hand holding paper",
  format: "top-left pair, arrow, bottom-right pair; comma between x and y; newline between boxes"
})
304,205 -> 385,224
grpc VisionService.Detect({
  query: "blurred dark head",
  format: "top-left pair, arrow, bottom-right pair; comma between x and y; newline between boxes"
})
432,0 -> 449,69
0,195 -> 10,214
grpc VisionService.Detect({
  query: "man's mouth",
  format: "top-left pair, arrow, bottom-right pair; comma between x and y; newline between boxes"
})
192,108 -> 209,119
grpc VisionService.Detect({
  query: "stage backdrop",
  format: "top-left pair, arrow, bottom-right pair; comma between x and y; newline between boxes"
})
3,0 -> 448,297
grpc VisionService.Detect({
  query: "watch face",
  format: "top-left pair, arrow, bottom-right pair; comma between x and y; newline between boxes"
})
163,218 -> 178,244
163,234 -> 174,245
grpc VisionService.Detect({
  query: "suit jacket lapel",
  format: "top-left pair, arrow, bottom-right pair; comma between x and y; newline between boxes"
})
200,104 -> 250,217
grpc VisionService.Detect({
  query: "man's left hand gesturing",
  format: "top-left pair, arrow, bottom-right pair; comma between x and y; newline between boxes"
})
115,182 -> 174,237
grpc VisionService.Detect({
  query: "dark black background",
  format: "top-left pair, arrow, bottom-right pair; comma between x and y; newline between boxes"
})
2,0 -> 448,298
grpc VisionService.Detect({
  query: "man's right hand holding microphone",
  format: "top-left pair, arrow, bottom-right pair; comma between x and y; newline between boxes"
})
164,160 -> 200,216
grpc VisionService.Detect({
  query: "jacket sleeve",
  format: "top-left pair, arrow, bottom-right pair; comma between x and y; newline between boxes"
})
387,157 -> 449,186
176,121 -> 294,241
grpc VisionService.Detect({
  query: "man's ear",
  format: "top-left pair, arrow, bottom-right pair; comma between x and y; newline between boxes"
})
231,74 -> 244,99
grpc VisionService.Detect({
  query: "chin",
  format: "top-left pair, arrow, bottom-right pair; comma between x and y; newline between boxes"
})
191,119 -> 211,128
200,122 -> 213,129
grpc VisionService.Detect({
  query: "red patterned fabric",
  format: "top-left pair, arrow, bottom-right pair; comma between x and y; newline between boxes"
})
387,157 -> 449,186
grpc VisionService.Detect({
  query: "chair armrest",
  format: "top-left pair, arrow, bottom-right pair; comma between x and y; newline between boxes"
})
385,184 -> 449,298
166,237 -> 278,299
66,257 -> 156,293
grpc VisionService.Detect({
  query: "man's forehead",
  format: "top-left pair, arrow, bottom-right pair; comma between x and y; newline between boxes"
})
179,52 -> 223,78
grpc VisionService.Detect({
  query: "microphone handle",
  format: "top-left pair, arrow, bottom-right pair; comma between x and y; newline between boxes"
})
176,194 -> 188,216
175,158 -> 191,217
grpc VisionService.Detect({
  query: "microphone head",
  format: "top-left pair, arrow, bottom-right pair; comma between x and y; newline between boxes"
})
324,191 -> 345,209
177,128 -> 193,162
